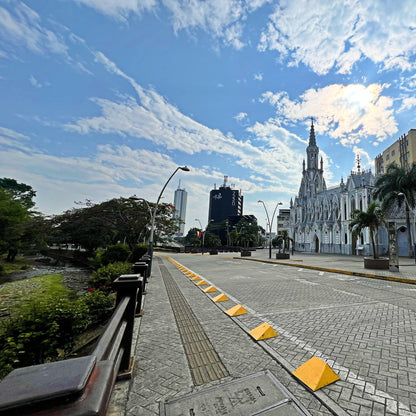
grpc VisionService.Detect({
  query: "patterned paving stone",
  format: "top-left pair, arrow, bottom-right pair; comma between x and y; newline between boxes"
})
166,253 -> 416,415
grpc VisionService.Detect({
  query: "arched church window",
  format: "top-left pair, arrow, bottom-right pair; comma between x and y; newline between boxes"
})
359,198 -> 363,211
351,197 -> 355,213
344,233 -> 348,244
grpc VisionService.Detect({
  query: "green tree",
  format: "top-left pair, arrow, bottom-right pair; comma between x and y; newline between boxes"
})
275,230 -> 293,253
204,232 -> 221,248
349,202 -> 385,259
52,197 -> 178,253
374,163 -> 416,257
234,217 -> 261,248
0,179 -> 38,262
184,227 -> 201,246
0,178 -> 36,210
0,189 -> 29,262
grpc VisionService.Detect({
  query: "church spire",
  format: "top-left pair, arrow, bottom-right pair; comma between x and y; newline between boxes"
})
306,117 -> 319,170
309,117 -> 316,147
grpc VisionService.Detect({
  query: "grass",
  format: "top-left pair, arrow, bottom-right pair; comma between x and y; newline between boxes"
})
0,255 -> 31,274
0,274 -> 76,319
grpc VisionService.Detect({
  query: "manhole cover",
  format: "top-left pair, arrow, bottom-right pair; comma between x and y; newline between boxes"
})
160,370 -> 311,415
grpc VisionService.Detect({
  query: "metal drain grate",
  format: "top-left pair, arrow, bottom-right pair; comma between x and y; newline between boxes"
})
161,370 -> 311,415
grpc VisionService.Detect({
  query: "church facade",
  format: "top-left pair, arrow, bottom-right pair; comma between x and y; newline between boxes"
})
289,120 -> 392,256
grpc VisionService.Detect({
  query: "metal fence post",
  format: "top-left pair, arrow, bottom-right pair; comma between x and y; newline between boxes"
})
112,274 -> 142,372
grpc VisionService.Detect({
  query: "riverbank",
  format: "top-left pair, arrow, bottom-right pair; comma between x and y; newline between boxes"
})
1,255 -> 91,295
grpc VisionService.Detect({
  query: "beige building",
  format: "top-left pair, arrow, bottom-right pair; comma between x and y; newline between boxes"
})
375,129 -> 416,174
276,209 -> 290,235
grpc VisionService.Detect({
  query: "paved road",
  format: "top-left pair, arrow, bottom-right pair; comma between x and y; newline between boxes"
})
112,251 -> 416,416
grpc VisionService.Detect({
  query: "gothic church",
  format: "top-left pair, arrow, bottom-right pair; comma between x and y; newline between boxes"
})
289,119 -> 389,256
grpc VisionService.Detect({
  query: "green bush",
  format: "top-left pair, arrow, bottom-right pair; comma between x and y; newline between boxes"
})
131,244 -> 149,262
88,262 -> 132,291
101,244 -> 131,265
79,290 -> 114,323
0,297 -> 89,378
0,288 -> 117,379
88,248 -> 105,270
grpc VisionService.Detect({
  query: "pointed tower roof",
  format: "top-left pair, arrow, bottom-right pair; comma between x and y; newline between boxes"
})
309,117 -> 316,146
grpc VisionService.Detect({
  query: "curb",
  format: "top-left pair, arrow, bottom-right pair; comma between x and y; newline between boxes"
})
233,257 -> 416,286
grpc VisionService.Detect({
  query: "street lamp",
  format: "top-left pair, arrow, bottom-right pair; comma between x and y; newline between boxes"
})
137,166 -> 190,275
129,195 -> 152,216
397,192 -> 416,262
129,195 -> 153,244
195,218 -> 213,255
258,200 -> 283,259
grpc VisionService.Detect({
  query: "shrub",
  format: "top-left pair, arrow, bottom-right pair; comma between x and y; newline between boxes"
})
131,244 -> 149,262
101,244 -> 131,265
88,248 -> 105,270
78,290 -> 114,323
0,297 -> 89,378
88,262 -> 132,291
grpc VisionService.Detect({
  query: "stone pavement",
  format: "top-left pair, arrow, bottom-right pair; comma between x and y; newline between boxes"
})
240,249 -> 416,284
109,250 -> 416,415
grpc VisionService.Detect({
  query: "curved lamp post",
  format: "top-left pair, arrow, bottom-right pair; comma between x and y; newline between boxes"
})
148,166 -> 190,273
258,200 -> 282,259
133,166 -> 190,276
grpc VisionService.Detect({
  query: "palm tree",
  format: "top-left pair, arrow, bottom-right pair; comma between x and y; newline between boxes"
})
349,202 -> 385,259
374,163 -> 416,257
275,230 -> 293,254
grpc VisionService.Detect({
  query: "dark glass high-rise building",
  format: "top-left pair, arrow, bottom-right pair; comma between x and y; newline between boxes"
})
208,176 -> 243,223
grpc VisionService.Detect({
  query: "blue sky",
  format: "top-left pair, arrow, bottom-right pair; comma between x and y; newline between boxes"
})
1,0 -> 416,234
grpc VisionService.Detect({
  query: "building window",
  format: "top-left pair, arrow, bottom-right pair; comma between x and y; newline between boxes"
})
386,154 -> 390,161
392,150 -> 395,156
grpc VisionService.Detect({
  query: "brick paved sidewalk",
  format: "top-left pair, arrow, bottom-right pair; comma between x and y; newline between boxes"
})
110,255 -> 334,415
225,249 -> 416,284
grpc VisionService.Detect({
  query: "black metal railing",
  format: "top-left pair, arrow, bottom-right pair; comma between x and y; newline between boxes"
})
0,270 -> 146,416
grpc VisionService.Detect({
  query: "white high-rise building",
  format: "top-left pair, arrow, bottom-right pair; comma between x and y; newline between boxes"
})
173,182 -> 187,236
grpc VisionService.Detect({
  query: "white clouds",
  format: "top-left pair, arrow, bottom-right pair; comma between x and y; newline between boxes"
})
261,83 -> 397,145
258,0 -> 416,75
74,0 -> 156,21
0,1 -> 69,58
399,97 -> 416,112
234,112 -> 247,121
29,75 -> 50,88
254,72 -> 263,81
67,51 -> 305,188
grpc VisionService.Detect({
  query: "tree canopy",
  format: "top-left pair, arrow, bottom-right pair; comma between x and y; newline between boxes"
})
349,202 -> 385,259
374,163 -> 416,257
0,179 -> 39,261
51,197 -> 179,252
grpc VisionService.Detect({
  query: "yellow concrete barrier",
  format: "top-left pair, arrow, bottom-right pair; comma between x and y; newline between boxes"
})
225,305 -> 247,316
292,357 -> 340,391
212,293 -> 229,302
249,323 -> 277,340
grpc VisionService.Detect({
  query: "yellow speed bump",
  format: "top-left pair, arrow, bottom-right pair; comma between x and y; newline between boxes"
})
191,276 -> 201,281
292,357 -> 340,391
196,280 -> 207,286
212,293 -> 229,302
225,304 -> 247,316
186,272 -> 196,277
249,323 -> 277,341
203,285 -> 217,293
